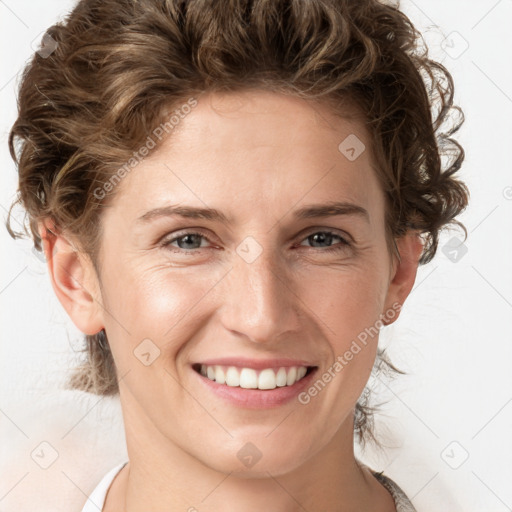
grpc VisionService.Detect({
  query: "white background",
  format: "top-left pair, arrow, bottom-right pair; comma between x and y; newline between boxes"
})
1,1 -> 511,510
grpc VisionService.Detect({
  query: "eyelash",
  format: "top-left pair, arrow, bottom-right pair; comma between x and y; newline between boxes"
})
160,229 -> 351,254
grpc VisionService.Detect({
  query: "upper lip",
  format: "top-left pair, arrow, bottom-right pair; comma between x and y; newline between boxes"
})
193,358 -> 317,370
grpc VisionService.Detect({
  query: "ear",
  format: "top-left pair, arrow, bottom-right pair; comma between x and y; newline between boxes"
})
382,231 -> 424,325
38,219 -> 104,335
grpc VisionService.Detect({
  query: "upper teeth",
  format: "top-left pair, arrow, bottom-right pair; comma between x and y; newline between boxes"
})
199,365 -> 308,390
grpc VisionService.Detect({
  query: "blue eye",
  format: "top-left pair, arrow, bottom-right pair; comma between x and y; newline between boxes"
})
161,230 -> 351,254
299,231 -> 350,252
162,232 -> 210,251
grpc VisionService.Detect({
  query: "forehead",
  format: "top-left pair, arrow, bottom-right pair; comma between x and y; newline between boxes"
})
104,89 -> 383,225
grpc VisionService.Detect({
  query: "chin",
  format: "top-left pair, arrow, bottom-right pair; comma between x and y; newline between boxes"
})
198,440 -> 314,479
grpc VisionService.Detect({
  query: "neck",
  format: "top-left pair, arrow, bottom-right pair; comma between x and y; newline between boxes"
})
106,394 -> 396,512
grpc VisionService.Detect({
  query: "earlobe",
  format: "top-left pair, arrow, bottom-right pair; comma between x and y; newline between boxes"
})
382,231 -> 424,325
39,220 -> 104,335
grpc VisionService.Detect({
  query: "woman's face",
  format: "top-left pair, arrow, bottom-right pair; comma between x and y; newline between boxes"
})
56,90 -> 421,477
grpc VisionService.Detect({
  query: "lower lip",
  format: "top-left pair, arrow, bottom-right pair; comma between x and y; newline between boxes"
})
192,366 -> 318,409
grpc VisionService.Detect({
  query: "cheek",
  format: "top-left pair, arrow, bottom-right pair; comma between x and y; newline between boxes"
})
300,259 -> 388,403
306,260 -> 388,346
297,275 -> 384,448
100,241 -> 389,380
99,260 -> 225,359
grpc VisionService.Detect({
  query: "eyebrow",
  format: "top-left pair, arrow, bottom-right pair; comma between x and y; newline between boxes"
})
137,201 -> 369,224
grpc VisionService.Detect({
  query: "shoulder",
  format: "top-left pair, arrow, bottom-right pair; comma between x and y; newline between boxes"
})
371,470 -> 417,512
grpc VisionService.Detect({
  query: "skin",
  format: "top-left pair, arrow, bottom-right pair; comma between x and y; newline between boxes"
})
41,89 -> 423,512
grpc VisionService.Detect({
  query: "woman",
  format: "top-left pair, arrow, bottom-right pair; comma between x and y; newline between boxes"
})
6,0 -> 468,510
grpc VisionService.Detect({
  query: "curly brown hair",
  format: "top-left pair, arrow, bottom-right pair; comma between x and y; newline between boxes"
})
6,0 -> 469,445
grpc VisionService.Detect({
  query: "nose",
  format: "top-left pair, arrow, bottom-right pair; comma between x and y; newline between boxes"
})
219,244 -> 302,345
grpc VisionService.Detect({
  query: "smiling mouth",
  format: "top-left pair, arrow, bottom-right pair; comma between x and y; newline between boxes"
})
192,363 -> 317,390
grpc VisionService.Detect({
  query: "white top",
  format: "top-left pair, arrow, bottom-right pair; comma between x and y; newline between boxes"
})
81,462 -> 128,512
81,461 -> 416,511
